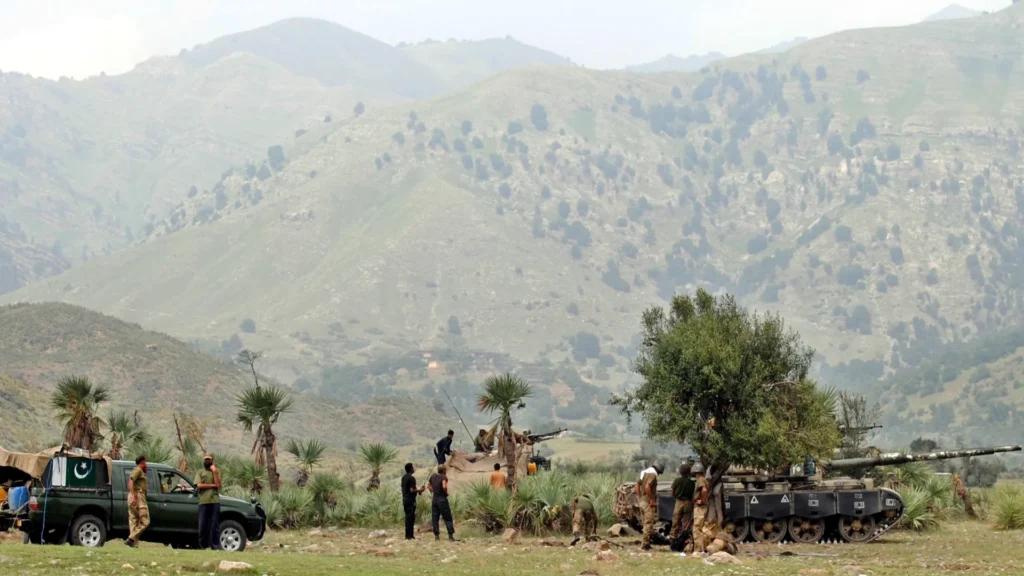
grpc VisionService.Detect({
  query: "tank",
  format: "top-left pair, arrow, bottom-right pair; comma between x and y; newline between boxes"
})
614,445 -> 1021,544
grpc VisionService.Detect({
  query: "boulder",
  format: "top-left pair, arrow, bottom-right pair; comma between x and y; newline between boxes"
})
581,541 -> 610,552
594,551 -> 619,562
502,528 -> 519,544
217,561 -> 254,572
703,551 -> 742,565
369,530 -> 388,539
606,523 -> 636,537
441,556 -> 458,564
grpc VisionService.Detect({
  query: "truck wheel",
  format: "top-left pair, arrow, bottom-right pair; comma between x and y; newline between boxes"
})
218,520 -> 247,552
69,515 -> 107,548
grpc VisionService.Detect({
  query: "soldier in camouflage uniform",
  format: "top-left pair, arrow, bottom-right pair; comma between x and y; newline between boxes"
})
636,460 -> 664,550
569,493 -> 597,546
691,463 -> 709,553
124,456 -> 150,548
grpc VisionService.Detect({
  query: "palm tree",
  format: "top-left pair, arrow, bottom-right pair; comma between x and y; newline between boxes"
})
51,376 -> 110,452
125,437 -> 174,466
236,385 -> 293,492
285,438 -> 328,487
478,373 -> 533,491
107,410 -> 150,459
358,443 -> 398,491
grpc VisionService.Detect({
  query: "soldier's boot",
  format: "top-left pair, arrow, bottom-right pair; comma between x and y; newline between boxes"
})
448,534 -> 460,542
570,533 -> 580,547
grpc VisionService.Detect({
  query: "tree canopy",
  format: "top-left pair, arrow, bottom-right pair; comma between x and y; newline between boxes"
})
613,289 -> 840,477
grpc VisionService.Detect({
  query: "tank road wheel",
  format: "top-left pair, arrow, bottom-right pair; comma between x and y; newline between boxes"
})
723,519 -> 749,542
750,518 -> 786,543
787,517 -> 825,543
838,515 -> 876,543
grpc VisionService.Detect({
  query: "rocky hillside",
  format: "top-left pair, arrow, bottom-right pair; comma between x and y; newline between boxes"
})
5,5 -> 1024,441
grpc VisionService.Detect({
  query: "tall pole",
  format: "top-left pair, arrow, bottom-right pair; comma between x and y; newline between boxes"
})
442,387 -> 475,442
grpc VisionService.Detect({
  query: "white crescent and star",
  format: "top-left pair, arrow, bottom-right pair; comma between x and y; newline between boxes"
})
73,462 -> 90,480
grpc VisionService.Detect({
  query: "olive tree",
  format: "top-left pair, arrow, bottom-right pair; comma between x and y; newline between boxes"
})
612,289 -> 840,526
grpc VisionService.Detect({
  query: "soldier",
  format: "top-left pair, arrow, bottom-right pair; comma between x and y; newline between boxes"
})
569,493 -> 597,547
195,453 -> 222,550
670,463 -> 694,541
427,465 -> 458,542
435,430 -> 455,465
691,463 -> 709,553
636,459 -> 664,551
401,463 -> 426,540
123,455 -> 149,548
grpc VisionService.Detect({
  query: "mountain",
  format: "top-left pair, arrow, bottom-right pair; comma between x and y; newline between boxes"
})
400,37 -> 574,90
0,302 -> 456,452
627,53 -> 726,73
923,4 -> 982,22
757,37 -> 810,54
0,19 -> 576,298
6,3 -> 1024,441
179,18 -> 444,99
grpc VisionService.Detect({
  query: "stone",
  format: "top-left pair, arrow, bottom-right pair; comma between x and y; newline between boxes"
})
606,523 -> 636,537
49,560 -> 61,565
217,561 -> 254,572
121,564 -> 134,570
383,538 -> 398,546
307,529 -> 322,536
368,530 -> 388,539
502,528 -> 518,544
703,551 -> 742,565
539,539 -> 564,547
441,556 -> 458,564
594,551 -> 619,562
581,541 -> 610,552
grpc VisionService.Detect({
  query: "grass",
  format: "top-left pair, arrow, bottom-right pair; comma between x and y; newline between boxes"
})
3,520 -> 1024,576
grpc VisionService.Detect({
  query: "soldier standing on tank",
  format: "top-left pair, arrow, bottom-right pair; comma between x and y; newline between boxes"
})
569,493 -> 597,546
636,460 -> 664,551
691,463 -> 709,553
669,463 -> 694,541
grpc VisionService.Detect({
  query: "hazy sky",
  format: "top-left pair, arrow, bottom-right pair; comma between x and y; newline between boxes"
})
0,0 -> 1013,80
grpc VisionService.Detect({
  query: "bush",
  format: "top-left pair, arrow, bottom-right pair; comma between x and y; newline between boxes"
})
558,200 -> 570,219
392,132 -> 405,146
836,264 -> 865,286
834,225 -> 853,243
448,315 -> 462,335
461,120 -> 473,135
601,261 -> 630,293
992,485 -> 1024,530
239,318 -> 256,333
857,69 -> 870,83
508,121 -> 524,135
815,65 -> 827,81
886,143 -> 902,161
268,145 -> 286,171
747,234 -> 768,255
530,104 -> 549,130
353,102 -> 365,116
576,199 -> 590,217
499,183 -> 511,198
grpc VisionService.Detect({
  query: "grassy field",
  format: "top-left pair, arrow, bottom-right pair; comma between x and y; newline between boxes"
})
543,438 -> 639,462
2,521 -> 1023,576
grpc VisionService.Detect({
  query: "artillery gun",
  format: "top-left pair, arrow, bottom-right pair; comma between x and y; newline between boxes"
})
614,445 -> 1021,544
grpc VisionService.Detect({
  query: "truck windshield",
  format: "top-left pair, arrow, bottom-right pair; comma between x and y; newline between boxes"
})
156,469 -> 195,495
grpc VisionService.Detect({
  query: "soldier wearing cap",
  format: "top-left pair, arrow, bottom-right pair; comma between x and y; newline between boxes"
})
636,459 -> 665,551
195,453 -> 222,550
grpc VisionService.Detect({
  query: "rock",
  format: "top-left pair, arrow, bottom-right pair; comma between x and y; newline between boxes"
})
150,562 -> 157,567
383,538 -> 398,546
579,571 -> 600,576
799,570 -> 829,575
300,544 -> 321,552
502,528 -> 519,544
704,552 -> 742,565
0,557 -> 11,565
217,561 -> 254,572
307,529 -> 322,537
417,522 -> 432,533
121,564 -> 134,570
369,530 -> 388,539
441,556 -> 457,564
581,541 -> 610,552
594,551 -> 619,562
539,539 -> 564,547
606,523 -> 636,537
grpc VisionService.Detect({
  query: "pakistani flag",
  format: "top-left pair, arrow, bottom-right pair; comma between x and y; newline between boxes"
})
50,457 -> 97,488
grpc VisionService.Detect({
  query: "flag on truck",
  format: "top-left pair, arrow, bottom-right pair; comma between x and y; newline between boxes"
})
49,457 -> 98,487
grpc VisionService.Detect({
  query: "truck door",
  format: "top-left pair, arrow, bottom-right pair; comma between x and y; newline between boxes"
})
147,468 -> 198,536
111,467 -> 131,535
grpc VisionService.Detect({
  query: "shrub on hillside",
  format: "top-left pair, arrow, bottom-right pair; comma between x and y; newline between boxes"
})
239,318 -> 256,334
530,104 -> 549,130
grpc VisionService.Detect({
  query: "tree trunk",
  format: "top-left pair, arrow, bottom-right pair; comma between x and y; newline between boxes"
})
368,472 -> 381,492
265,429 -> 280,492
504,436 -> 517,491
705,465 -> 727,528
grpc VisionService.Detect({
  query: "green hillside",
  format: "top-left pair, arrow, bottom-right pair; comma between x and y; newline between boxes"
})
0,303 -> 456,452
5,5 -> 1024,441
0,19 -> 575,298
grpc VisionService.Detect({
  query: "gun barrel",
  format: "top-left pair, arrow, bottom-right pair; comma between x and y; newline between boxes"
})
827,445 -> 1022,470
528,429 -> 568,443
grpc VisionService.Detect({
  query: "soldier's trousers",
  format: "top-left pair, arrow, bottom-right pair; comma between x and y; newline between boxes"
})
670,498 -> 692,540
128,497 -> 150,542
431,499 -> 454,536
639,499 -> 656,548
572,509 -> 597,538
692,505 -> 708,552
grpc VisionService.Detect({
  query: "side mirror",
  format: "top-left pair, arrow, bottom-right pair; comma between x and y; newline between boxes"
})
250,497 -> 258,505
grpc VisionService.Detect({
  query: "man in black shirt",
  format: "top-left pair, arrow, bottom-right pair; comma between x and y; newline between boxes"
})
435,430 -> 455,465
427,465 -> 458,542
401,463 -> 426,540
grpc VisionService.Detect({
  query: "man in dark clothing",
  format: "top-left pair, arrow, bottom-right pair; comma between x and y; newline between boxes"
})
670,463 -> 695,541
435,430 -> 455,465
401,463 -> 426,540
427,465 -> 458,542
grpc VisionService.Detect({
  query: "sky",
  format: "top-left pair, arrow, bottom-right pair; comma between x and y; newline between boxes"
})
0,0 -> 1013,80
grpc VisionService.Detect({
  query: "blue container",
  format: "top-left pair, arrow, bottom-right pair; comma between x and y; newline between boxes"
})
8,485 -> 29,510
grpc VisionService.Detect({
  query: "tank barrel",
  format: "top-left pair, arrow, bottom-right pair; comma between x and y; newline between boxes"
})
826,445 -> 1022,470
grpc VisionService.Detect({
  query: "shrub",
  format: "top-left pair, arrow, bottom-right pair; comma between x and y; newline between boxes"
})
461,120 -> 473,135
448,315 -> 462,335
857,69 -> 870,83
815,65 -> 827,81
558,200 -> 570,219
392,132 -> 405,145
239,318 -> 256,333
834,225 -> 853,243
508,121 -> 524,135
268,145 -> 286,170
992,484 -> 1024,530
353,102 -> 365,116
530,104 -> 549,130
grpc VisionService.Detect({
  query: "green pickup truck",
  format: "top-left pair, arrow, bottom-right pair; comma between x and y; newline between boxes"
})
19,457 -> 265,551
